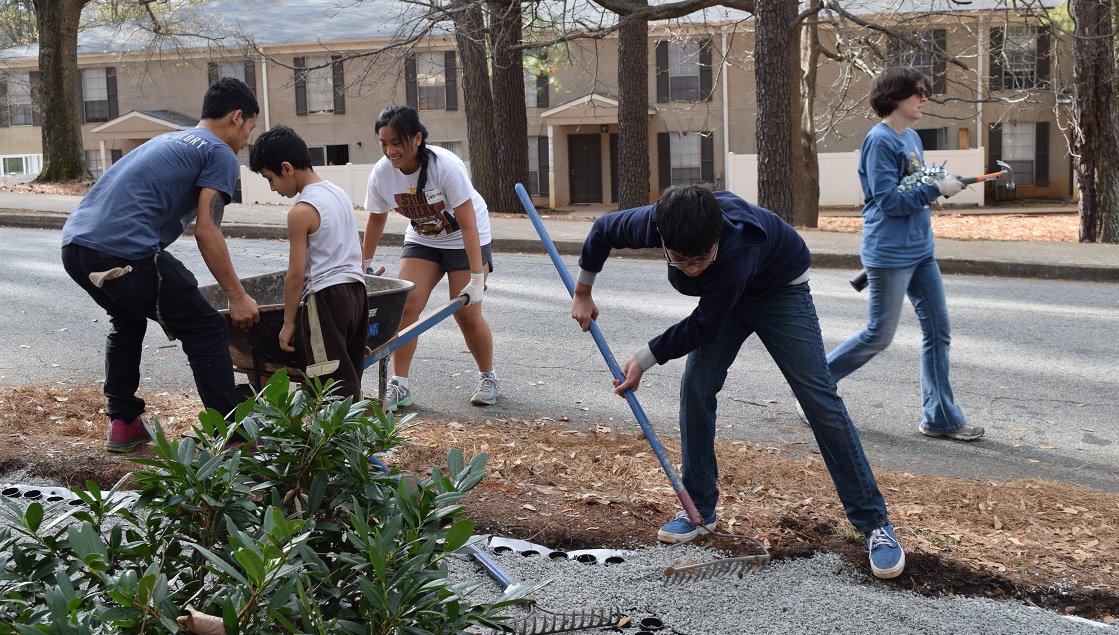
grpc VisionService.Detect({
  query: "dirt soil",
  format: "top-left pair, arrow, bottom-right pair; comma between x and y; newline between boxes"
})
1,198 -> 1112,624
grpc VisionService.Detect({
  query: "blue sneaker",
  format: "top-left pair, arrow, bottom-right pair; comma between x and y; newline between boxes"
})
866,523 -> 905,579
657,510 -> 716,544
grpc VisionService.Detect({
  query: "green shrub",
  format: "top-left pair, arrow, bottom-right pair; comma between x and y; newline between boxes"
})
0,372 -> 531,634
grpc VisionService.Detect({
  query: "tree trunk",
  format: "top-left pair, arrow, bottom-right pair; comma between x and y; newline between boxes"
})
1072,0 -> 1119,243
33,0 -> 91,183
487,0 -> 528,214
616,2 -> 650,209
792,2 -> 821,228
452,0 -> 498,206
754,0 -> 795,221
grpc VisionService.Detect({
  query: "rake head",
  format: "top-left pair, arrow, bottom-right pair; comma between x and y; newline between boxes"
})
502,605 -> 623,635
663,553 -> 772,584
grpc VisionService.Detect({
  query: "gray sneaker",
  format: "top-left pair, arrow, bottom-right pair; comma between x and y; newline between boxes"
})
470,373 -> 499,406
920,424 -> 984,441
794,400 -> 808,425
383,378 -> 412,411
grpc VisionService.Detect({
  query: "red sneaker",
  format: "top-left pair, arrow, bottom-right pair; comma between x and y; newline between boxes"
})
105,417 -> 152,453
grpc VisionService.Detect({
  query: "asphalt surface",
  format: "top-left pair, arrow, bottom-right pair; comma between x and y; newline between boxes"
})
1,192 -> 1117,632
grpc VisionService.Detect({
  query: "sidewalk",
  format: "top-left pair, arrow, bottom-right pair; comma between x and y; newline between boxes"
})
2,190 -> 1117,283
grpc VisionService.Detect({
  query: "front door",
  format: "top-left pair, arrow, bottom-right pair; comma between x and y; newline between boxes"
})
568,134 -> 602,204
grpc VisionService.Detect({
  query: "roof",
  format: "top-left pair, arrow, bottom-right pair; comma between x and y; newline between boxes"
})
90,109 -> 197,139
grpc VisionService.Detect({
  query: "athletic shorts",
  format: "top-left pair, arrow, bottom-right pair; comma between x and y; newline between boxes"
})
400,242 -> 493,273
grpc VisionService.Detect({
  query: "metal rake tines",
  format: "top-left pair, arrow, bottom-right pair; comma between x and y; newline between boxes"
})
663,553 -> 773,584
504,605 -> 623,635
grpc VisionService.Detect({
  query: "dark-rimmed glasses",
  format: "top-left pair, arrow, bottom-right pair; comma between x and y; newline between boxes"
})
913,86 -> 930,99
662,241 -> 719,270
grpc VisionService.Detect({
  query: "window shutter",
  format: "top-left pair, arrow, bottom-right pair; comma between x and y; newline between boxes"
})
1034,121 -> 1049,186
655,41 -> 669,103
933,30 -> 947,95
987,123 -> 1002,173
699,39 -> 713,101
77,69 -> 85,124
207,62 -> 218,86
1035,27 -> 1050,88
110,148 -> 122,163
243,60 -> 257,96
29,71 -> 40,126
294,57 -> 307,116
538,136 -> 550,196
106,67 -> 118,120
332,55 -> 346,114
405,53 -> 417,110
0,80 -> 8,128
444,50 -> 457,111
701,133 -> 714,183
657,132 -> 671,190
536,72 -> 549,109
989,27 -> 1004,92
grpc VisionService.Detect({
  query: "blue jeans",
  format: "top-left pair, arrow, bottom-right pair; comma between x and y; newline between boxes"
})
826,257 -> 967,433
679,282 -> 889,533
61,244 -> 237,421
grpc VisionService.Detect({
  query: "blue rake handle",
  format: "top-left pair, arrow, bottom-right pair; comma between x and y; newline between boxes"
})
513,183 -> 702,526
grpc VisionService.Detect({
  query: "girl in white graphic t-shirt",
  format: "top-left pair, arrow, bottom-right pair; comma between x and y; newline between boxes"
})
362,105 -> 499,410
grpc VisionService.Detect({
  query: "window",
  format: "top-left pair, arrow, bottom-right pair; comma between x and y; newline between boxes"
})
989,121 -> 1048,187
428,140 -> 463,160
308,146 -> 327,166
207,60 -> 256,95
990,26 -> 1050,91
302,56 -> 336,114
916,127 -> 948,151
527,136 -> 550,196
6,73 -> 32,126
523,50 -> 549,109
81,68 -> 117,123
416,52 -> 447,111
895,30 -> 946,94
3,156 -> 28,175
656,40 -> 712,103
658,131 -> 714,191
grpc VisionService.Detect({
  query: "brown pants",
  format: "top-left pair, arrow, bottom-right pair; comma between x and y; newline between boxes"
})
297,281 -> 368,401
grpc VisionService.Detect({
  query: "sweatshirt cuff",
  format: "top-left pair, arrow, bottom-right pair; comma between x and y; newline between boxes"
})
577,268 -> 597,287
635,345 -> 658,372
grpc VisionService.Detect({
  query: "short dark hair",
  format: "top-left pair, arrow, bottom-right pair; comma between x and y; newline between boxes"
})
249,125 -> 313,175
201,76 -> 260,120
869,67 -> 930,118
655,186 -> 723,256
375,105 -> 435,190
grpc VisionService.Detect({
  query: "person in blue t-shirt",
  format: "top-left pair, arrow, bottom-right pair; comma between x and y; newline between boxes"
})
61,77 -> 260,453
825,67 -> 983,442
571,186 -> 905,580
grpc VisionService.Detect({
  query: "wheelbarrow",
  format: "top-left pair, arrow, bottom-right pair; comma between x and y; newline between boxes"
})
199,270 -> 463,405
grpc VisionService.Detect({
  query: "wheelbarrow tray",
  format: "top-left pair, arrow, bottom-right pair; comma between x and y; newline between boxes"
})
199,270 -> 414,381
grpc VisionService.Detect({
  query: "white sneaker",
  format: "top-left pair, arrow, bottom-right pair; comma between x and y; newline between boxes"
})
470,372 -> 499,405
794,400 -> 808,424
383,378 -> 412,411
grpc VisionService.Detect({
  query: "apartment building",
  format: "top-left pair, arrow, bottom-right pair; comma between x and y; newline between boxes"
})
0,0 -> 1069,208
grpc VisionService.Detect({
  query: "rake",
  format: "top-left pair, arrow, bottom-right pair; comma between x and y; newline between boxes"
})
465,543 -> 622,635
663,553 -> 772,584
514,183 -> 772,581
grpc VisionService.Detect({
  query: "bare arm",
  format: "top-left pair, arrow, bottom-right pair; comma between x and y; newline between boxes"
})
195,187 -> 259,329
452,199 -> 484,273
280,203 -> 317,352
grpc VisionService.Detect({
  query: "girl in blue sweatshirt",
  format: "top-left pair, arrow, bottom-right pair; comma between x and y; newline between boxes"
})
826,66 -> 982,441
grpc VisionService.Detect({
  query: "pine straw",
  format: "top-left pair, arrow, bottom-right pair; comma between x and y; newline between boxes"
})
391,418 -> 1119,596
817,212 -> 1080,242
3,385 -> 1117,610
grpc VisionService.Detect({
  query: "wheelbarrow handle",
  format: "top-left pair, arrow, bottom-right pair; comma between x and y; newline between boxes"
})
364,297 -> 465,368
514,183 -> 704,527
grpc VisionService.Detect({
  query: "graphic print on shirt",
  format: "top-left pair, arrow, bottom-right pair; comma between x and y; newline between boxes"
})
392,185 -> 460,236
906,151 -> 922,177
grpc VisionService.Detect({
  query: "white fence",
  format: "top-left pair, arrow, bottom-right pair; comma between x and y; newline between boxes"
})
239,164 -> 373,206
726,149 -> 987,207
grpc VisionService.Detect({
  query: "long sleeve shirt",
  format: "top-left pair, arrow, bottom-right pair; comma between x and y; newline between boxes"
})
577,191 -> 810,367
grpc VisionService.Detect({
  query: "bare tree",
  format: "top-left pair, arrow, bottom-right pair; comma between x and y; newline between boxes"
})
31,0 -> 91,183
1072,0 -> 1119,243
452,0 -> 499,205
754,0 -> 795,219
615,1 -> 649,209
488,0 -> 529,213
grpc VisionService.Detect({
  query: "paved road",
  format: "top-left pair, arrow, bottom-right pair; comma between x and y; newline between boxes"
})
3,228 -> 1116,492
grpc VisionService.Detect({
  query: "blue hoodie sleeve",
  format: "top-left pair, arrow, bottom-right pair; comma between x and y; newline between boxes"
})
578,205 -> 659,272
862,130 -> 940,217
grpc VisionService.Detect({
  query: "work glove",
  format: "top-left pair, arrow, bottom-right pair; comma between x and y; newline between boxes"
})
936,177 -> 964,198
459,271 -> 486,306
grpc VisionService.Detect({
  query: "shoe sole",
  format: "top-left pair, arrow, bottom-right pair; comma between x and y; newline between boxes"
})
385,397 -> 412,411
470,396 -> 497,406
870,550 -> 906,579
657,522 -> 716,544
104,439 -> 150,453
920,428 -> 984,441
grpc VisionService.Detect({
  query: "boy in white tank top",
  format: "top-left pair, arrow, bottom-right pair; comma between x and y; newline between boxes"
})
249,125 -> 368,400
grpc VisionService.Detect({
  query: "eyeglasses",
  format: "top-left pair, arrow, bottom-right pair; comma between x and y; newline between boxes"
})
913,86 -> 930,99
662,241 -> 718,270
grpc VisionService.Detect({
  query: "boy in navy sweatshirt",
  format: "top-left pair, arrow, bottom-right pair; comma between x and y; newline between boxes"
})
571,186 -> 905,579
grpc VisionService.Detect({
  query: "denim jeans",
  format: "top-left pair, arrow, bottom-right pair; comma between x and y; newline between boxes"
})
826,257 -> 967,433
679,282 -> 889,533
61,244 -> 237,421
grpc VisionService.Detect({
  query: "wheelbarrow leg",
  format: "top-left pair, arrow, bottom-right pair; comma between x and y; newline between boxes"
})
379,357 -> 389,404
